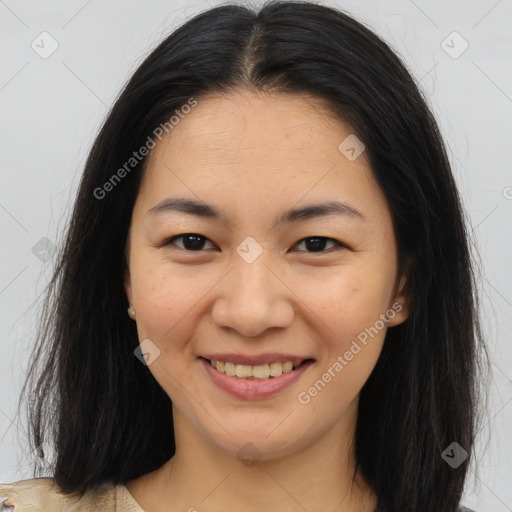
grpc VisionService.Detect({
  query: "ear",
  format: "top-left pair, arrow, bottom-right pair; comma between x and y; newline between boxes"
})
387,273 -> 410,327
124,267 -> 133,304
123,237 -> 133,304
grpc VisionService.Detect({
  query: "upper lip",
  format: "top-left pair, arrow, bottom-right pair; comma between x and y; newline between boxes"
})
200,353 -> 313,367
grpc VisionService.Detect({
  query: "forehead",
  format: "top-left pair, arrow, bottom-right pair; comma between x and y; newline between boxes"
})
150,90 -> 351,159
136,90 -> 387,225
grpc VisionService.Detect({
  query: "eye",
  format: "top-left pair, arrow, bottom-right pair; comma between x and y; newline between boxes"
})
292,236 -> 347,253
162,233 -> 216,251
162,234 -> 347,253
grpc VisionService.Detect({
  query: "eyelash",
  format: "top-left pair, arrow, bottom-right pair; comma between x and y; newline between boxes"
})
161,233 -> 349,254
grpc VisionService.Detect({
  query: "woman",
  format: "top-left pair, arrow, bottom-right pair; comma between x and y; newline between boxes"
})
0,1 -> 490,511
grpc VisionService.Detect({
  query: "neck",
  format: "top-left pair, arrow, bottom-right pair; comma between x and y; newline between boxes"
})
127,397 -> 377,512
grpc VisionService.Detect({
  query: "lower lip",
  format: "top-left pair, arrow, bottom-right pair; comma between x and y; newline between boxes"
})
199,358 -> 313,400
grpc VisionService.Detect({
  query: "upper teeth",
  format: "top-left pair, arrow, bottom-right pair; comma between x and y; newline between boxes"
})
209,360 -> 298,379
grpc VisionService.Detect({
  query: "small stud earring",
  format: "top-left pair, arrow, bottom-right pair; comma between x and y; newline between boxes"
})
127,303 -> 136,320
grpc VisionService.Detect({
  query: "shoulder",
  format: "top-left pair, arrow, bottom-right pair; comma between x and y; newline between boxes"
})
0,477 -> 122,511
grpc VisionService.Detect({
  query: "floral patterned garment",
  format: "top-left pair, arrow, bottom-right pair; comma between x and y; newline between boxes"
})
0,478 -> 144,511
1,477 -> 478,511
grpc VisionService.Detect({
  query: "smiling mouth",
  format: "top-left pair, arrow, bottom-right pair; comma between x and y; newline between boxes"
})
200,357 -> 314,380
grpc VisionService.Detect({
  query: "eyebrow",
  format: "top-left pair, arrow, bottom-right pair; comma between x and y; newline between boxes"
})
146,197 -> 365,226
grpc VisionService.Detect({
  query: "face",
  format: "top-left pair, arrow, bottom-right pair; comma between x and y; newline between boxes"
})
124,90 -> 408,460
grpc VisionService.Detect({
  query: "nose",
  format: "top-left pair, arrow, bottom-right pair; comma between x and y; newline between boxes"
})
211,253 -> 295,338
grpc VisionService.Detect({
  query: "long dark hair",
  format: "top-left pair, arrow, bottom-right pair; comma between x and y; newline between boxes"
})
15,1 -> 491,511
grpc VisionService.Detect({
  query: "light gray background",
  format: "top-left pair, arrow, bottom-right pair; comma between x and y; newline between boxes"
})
0,0 -> 511,510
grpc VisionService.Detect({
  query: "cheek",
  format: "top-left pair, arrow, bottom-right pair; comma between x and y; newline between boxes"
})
300,271 -> 392,416
300,265 -> 394,336
299,263 -> 396,388
129,263 -> 206,401
130,262 -> 206,353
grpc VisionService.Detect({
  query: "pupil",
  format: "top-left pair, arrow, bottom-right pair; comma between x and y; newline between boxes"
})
306,238 -> 325,252
184,235 -> 204,250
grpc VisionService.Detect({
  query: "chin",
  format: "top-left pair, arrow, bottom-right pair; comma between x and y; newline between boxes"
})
202,421 -> 312,464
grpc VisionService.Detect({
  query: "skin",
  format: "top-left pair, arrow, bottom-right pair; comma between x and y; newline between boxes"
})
124,89 -> 409,512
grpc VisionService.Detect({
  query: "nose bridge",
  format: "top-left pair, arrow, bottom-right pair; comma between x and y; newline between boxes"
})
233,244 -> 274,299
212,238 -> 294,337
231,238 -> 279,308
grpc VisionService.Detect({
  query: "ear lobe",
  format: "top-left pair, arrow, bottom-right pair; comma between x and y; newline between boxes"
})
387,274 -> 410,327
